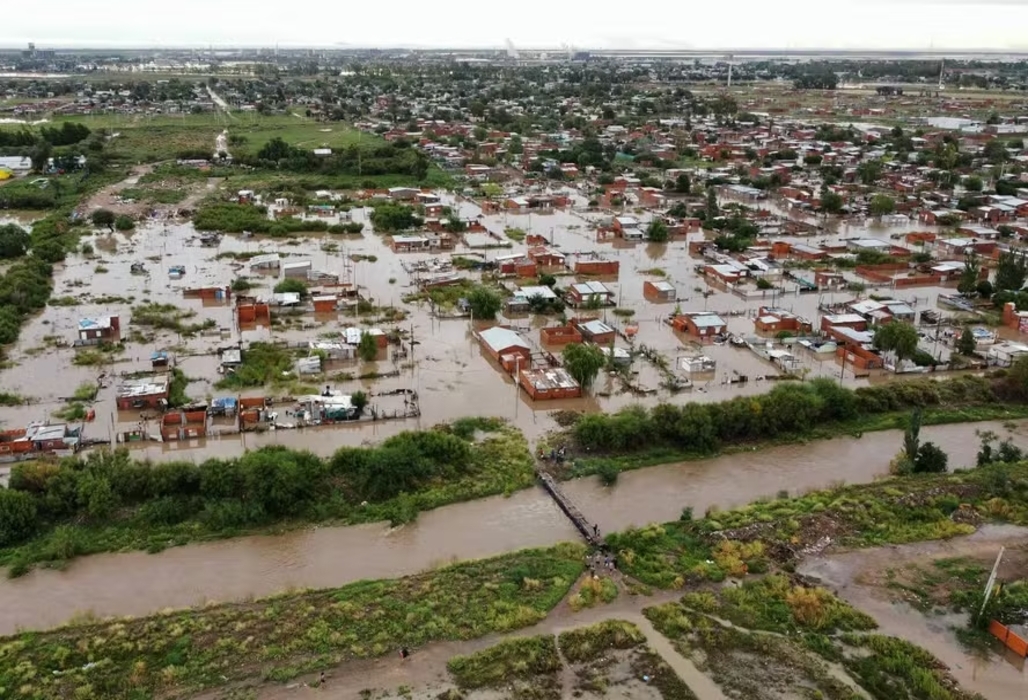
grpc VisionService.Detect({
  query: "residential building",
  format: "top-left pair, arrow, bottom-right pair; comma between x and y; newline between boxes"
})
643,280 -> 677,302
116,377 -> 170,410
476,326 -> 532,365
574,318 -> 617,345
754,308 -> 812,334
671,312 -> 728,339
566,281 -> 615,307
518,367 -> 582,400
76,315 -> 120,344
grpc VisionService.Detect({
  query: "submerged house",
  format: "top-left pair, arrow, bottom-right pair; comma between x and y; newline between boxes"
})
76,315 -> 120,345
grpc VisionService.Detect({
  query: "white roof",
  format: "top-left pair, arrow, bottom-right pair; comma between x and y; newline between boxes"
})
689,313 -> 726,328
282,259 -> 312,269
248,253 -> 281,267
516,285 -> 558,300
581,319 -> 615,335
648,280 -> 676,292
571,281 -> 612,295
479,326 -> 531,353
824,313 -> 866,325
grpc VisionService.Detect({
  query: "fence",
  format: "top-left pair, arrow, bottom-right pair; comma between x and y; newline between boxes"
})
989,620 -> 1028,657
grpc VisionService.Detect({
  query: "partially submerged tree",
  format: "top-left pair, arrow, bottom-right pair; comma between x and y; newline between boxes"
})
90,208 -> 116,232
466,286 -> 502,320
873,321 -> 919,362
957,328 -> 977,356
562,342 -> 606,390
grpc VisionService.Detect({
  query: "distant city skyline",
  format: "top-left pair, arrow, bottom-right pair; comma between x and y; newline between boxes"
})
4,0 -> 1028,52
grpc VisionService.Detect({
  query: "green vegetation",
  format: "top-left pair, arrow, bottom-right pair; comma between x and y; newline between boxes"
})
369,202 -> 422,232
357,330 -> 378,362
193,201 -> 328,236
0,545 -> 583,699
567,575 -> 619,611
131,302 -> 216,336
214,342 -> 294,389
565,374 -> 1028,476
70,382 -> 98,402
562,342 -> 607,390
0,419 -> 537,569
0,392 -> 27,406
271,277 -> 307,297
505,227 -> 527,242
447,635 -> 561,690
557,620 -> 645,663
0,224 -> 30,259
466,285 -> 502,319
646,578 -> 979,700
607,461 -> 1028,590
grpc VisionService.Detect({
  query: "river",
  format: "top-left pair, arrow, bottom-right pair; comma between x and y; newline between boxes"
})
1,419 -> 1024,635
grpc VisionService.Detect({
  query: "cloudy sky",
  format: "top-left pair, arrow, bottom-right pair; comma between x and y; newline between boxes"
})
3,0 -> 1027,50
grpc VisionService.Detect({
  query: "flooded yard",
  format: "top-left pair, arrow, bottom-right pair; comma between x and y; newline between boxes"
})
0,189 -> 986,463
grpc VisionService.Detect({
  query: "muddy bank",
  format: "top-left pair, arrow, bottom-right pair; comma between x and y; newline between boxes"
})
0,420 -> 1024,635
798,525 -> 1028,700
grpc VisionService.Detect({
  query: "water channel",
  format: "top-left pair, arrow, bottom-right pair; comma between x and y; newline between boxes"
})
1,419 -> 1024,635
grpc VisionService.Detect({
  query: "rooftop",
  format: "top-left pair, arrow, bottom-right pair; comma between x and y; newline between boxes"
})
520,367 -> 580,391
479,326 -> 532,353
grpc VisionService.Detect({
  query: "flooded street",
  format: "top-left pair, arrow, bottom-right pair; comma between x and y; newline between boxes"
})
0,186 -> 981,461
0,419 -> 1024,634
799,525 -> 1028,700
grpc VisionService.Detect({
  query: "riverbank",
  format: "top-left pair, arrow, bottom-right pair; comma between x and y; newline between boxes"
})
0,418 -> 537,574
3,460 -> 1027,699
558,374 -> 1028,477
0,419 -> 1022,635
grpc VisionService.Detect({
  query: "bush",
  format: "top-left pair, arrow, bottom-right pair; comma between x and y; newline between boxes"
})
114,214 -> 135,231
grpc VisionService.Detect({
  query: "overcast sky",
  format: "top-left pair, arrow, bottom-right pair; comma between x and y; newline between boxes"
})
4,0 -> 1027,50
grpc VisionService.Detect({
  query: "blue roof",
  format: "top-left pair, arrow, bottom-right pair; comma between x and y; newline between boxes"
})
150,351 -> 169,360
211,397 -> 238,409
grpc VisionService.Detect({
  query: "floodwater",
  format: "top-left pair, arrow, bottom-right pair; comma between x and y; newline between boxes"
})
0,179 -> 981,462
0,419 -> 1023,635
799,525 -> 1028,700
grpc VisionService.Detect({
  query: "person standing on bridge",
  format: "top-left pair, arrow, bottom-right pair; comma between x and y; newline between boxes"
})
593,524 -> 599,537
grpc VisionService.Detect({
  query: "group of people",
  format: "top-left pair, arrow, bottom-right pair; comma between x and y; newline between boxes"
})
587,547 -> 617,578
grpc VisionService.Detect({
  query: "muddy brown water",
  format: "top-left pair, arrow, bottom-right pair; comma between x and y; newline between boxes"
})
0,184 -> 977,461
799,525 -> 1028,700
0,419 -> 1025,635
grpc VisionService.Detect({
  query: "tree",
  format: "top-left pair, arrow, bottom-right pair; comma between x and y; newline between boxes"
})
914,442 -> 949,474
647,219 -> 669,243
957,328 -> 977,356
869,194 -> 895,218
114,215 -> 135,231
0,224 -> 30,260
820,191 -> 844,215
351,390 -> 369,416
891,407 -> 924,474
705,188 -> 719,220
983,139 -> 1009,164
0,487 -> 38,546
674,172 -> 691,194
562,342 -> 606,390
90,209 -> 116,232
964,175 -> 983,192
873,321 -> 919,361
958,251 -> 981,296
32,239 -> 66,263
467,286 -> 502,320
994,251 -> 1028,292
856,159 -> 883,186
357,331 -> 378,362
273,278 -> 308,297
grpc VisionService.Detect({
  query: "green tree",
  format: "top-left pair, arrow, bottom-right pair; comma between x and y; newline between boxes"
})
647,219 -> 669,242
562,342 -> 606,390
914,442 -> 949,474
820,191 -> 844,215
0,487 -> 38,546
90,208 -> 116,232
994,251 -> 1028,291
869,194 -> 896,218
357,332 -> 378,362
705,188 -> 719,220
856,159 -> 883,186
273,278 -> 308,297
467,286 -> 502,320
873,321 -> 919,361
0,224 -> 30,259
957,328 -> 977,356
32,239 -> 66,263
983,139 -> 1009,164
114,214 -> 135,231
351,390 -> 369,416
958,250 -> 981,296
674,172 -> 691,193
964,175 -> 983,192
